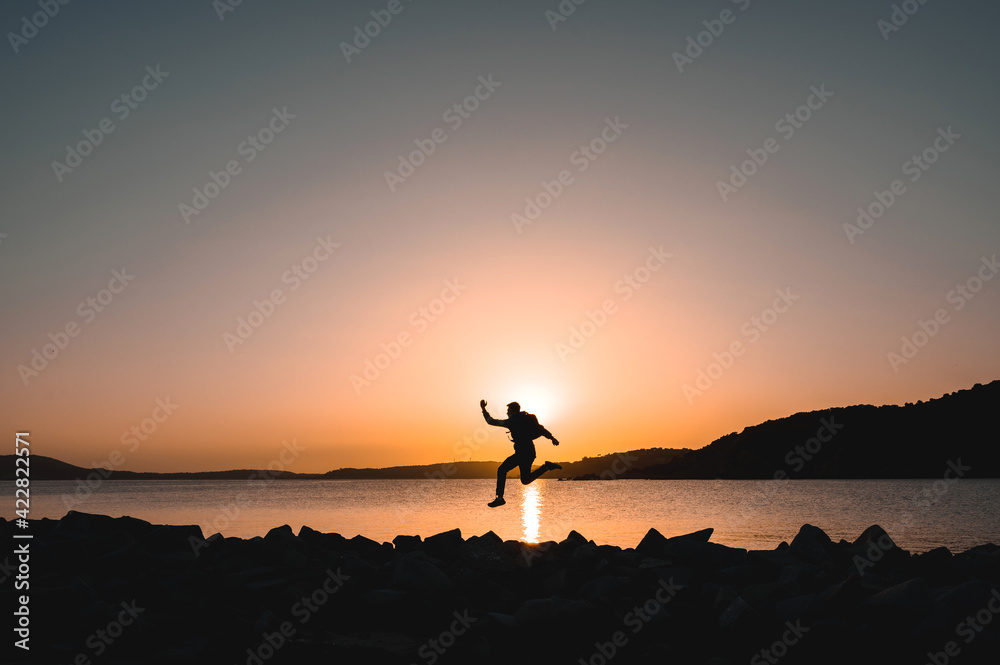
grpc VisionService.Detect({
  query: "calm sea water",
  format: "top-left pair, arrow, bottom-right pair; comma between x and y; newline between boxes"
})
5,479 -> 998,553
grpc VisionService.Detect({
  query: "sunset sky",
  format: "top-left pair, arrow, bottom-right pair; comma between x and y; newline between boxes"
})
2,0 -> 999,473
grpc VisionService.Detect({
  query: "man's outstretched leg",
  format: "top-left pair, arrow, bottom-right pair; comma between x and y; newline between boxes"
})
520,459 -> 563,485
490,454 -> 519,507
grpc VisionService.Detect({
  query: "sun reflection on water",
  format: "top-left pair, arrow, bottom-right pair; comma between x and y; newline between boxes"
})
521,482 -> 541,543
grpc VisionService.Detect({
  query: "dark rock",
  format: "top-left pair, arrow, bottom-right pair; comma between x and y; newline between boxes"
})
541,568 -> 567,595
848,524 -> 909,571
704,583 -> 739,613
515,541 -> 558,567
913,545 -> 952,568
577,575 -> 629,602
668,527 -> 713,542
636,527 -> 669,556
863,577 -> 931,612
393,552 -> 453,592
662,540 -> 748,569
852,524 -> 896,550
718,596 -> 760,630
716,565 -> 763,587
789,524 -> 834,563
651,566 -> 696,589
935,580 -> 996,616
364,588 -> 409,608
392,534 -> 422,553
54,511 -> 152,537
820,574 -> 867,612
569,542 -> 602,576
749,549 -> 802,567
742,580 -> 800,607
638,556 -> 672,569
423,528 -> 463,557
478,530 -> 503,546
486,611 -> 517,628
773,592 -> 820,622
858,572 -> 890,593
298,525 -> 349,551
349,533 -> 383,556
513,596 -> 594,625
610,547 -> 641,568
459,533 -> 518,573
342,552 -> 376,577
265,524 -> 295,540
141,523 -> 204,556
777,563 -> 820,586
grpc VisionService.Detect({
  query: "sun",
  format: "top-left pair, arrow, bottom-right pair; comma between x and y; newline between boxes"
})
508,384 -> 562,423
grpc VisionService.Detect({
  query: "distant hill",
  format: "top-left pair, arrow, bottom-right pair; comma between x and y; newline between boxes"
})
323,447 -> 690,480
0,455 -> 322,482
630,381 -> 1000,479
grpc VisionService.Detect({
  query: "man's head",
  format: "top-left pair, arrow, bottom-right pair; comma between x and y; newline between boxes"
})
506,402 -> 520,416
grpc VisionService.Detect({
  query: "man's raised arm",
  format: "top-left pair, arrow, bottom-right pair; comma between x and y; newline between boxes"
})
480,399 -> 507,427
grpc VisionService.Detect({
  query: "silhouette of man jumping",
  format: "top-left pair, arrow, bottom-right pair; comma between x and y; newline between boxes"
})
481,399 -> 561,507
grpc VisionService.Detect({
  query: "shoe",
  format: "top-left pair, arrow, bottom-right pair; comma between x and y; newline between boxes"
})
544,461 -> 563,470
487,497 -> 506,507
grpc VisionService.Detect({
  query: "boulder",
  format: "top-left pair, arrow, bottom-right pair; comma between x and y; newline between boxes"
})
789,524 -> 834,563
459,534 -> 518,573
662,540 -> 748,569
852,524 -> 896,550
298,526 -> 349,551
636,528 -> 669,556
54,511 -> 152,538
863,577 -> 931,612
423,528 -> 464,557
513,596 -> 594,625
577,575 -> 630,602
349,533 -> 384,556
718,596 -> 760,631
773,592 -> 820,622
392,534 -> 422,553
669,527 -> 714,542
748,549 -> 802,568
392,552 -> 453,593
742,580 -> 800,607
142,524 -> 205,555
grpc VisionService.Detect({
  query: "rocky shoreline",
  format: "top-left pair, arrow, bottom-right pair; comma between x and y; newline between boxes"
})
6,512 -> 998,664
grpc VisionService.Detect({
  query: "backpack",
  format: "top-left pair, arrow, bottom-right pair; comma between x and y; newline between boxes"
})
520,412 -> 545,440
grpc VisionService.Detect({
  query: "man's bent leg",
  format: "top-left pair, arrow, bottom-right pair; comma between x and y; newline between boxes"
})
496,454 -> 519,497
525,462 -> 551,483
519,453 -> 540,484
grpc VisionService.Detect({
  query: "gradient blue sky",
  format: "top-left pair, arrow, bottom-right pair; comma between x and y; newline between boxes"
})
2,0 -> 998,472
